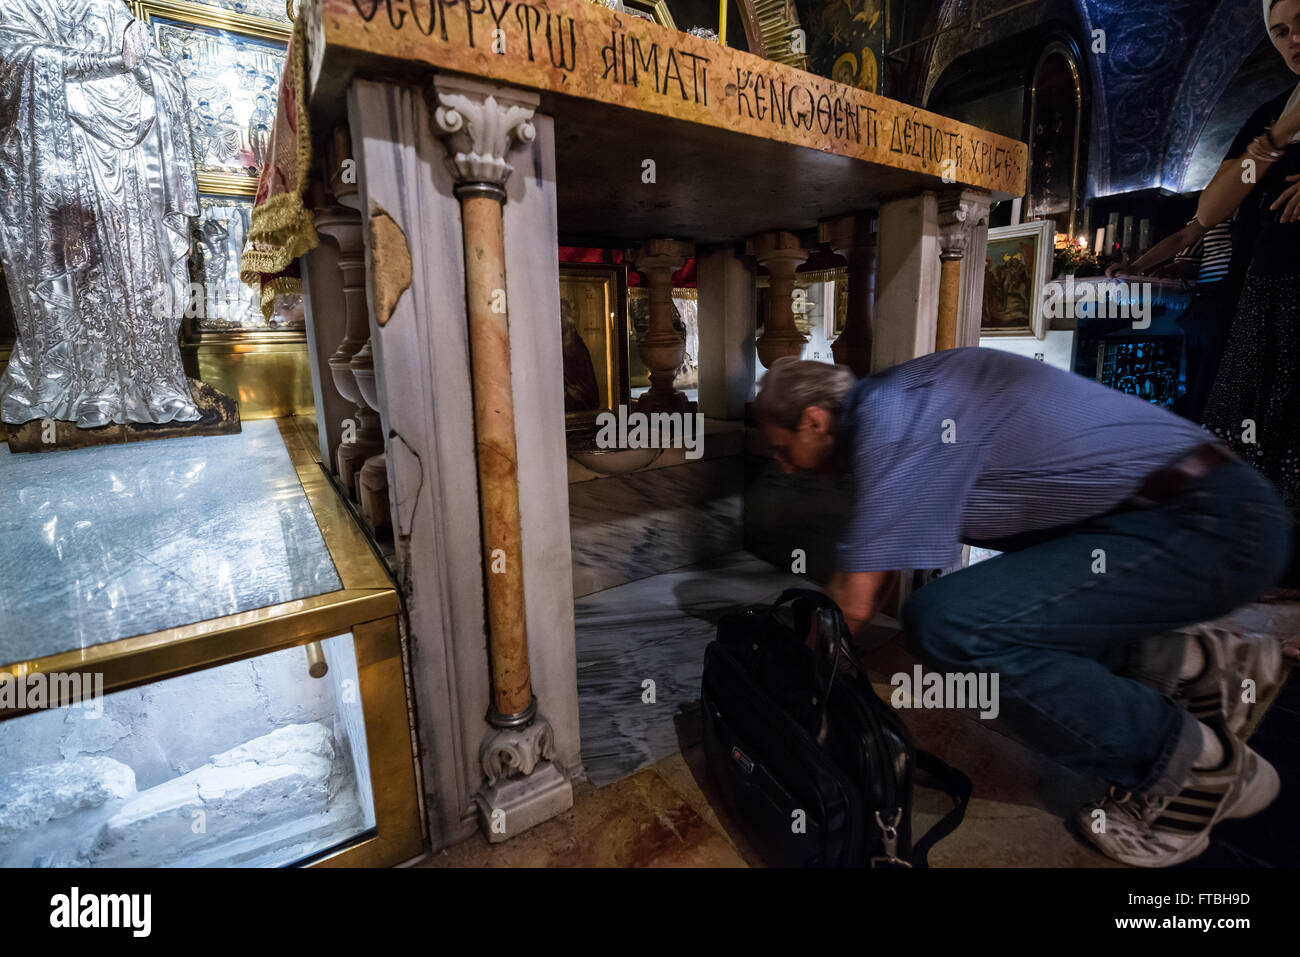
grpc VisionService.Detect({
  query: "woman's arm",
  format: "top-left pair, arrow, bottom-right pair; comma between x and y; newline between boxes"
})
1196,102 -> 1300,226
1107,219 -> 1206,278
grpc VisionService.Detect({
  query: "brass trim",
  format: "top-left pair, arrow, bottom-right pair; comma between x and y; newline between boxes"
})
621,0 -> 677,31
129,0 -> 293,41
0,418 -> 397,703
190,329 -> 309,346
197,172 -> 261,197
627,286 -> 696,300
755,266 -> 848,288
309,617 -> 425,868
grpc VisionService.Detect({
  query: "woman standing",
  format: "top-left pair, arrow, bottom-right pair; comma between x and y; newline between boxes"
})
1200,0 -> 1300,588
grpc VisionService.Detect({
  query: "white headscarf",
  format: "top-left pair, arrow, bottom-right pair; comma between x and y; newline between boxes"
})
1267,0 -> 1300,141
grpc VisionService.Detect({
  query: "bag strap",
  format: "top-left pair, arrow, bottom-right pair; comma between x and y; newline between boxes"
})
772,589 -> 852,744
909,749 -> 973,868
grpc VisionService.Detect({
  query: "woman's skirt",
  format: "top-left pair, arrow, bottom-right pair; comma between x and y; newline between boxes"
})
1203,270 -> 1300,514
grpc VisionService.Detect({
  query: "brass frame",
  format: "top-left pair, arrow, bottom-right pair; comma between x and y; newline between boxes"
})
620,0 -> 677,30
130,0 -> 292,196
562,263 -> 631,435
0,418 -> 421,868
1027,41 -> 1084,238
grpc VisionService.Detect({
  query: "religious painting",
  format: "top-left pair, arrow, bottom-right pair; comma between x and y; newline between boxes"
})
131,1 -> 291,195
981,221 -> 1053,339
192,195 -> 304,333
561,265 -> 630,432
1026,43 -> 1084,235
797,0 -> 884,93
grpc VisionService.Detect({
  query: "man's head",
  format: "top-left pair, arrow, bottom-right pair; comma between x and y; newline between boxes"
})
754,357 -> 856,474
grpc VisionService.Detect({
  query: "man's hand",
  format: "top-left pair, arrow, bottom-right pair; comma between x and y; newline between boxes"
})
826,569 -> 897,642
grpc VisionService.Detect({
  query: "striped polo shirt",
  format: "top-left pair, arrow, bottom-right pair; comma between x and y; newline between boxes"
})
834,348 -> 1214,572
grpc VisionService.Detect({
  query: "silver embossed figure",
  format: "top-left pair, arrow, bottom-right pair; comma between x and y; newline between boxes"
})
0,0 -> 200,427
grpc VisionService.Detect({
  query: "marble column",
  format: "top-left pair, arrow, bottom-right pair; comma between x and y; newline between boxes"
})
630,239 -> 694,414
871,192 -> 941,372
953,190 -> 992,349
936,196 -> 969,352
748,231 -> 808,368
819,213 -> 877,377
696,243 -> 757,420
346,77 -> 579,851
432,75 -> 572,842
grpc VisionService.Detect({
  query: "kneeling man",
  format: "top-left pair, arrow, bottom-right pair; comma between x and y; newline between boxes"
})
755,348 -> 1291,867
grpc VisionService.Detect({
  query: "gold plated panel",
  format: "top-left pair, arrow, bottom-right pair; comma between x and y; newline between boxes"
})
192,333 -> 315,419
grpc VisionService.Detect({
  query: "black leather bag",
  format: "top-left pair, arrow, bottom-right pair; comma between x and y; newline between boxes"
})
701,588 -> 971,867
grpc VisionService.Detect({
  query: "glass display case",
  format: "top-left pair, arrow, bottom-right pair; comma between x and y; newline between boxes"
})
0,419 -> 422,867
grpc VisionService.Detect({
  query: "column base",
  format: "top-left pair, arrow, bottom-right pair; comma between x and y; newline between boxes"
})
473,760 -> 574,843
635,389 -> 694,415
358,453 -> 391,530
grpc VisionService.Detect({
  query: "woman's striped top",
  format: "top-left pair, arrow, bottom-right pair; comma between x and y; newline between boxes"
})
1196,220 -> 1233,284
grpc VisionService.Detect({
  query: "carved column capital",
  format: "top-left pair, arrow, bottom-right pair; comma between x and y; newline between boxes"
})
938,200 -> 970,262
431,76 -> 539,195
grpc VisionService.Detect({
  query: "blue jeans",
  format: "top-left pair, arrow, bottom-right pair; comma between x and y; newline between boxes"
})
902,460 -> 1293,797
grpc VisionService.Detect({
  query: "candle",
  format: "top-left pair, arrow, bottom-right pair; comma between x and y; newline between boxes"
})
1095,227 -> 1105,253
1138,218 -> 1151,253
719,0 -> 727,45
1122,216 -> 1134,256
1011,197 -> 1023,225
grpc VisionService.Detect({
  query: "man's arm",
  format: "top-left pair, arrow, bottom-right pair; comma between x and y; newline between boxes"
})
826,569 -> 898,641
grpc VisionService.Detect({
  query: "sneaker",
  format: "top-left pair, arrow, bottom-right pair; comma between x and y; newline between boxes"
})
1075,722 -> 1280,868
1178,625 -> 1284,740
1127,625 -> 1285,739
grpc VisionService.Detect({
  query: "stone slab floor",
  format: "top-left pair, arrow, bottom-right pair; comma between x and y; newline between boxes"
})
423,648 -> 1297,868
420,667 -> 1131,868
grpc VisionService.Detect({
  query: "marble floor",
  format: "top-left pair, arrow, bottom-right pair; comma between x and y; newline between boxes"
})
556,550 -> 1298,867
572,551 -> 812,787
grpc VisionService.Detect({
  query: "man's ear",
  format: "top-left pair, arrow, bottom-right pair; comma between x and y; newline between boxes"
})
802,405 -> 832,433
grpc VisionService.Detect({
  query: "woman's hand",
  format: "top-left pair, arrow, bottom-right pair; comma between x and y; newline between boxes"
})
1105,260 -> 1138,279
1270,173 -> 1300,224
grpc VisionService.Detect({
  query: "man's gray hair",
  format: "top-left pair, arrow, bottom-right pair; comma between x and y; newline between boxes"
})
754,358 -> 856,430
